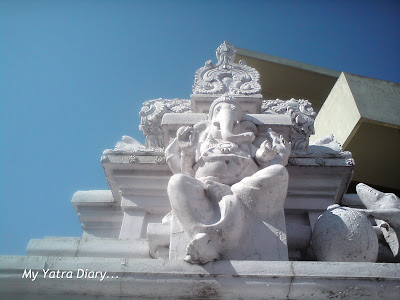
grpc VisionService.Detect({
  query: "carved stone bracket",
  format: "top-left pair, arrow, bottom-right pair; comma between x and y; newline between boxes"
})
193,41 -> 261,95
139,98 -> 191,148
261,99 -> 316,151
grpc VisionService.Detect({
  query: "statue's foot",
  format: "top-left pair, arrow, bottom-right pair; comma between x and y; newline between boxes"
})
204,180 -> 232,202
185,233 -> 220,265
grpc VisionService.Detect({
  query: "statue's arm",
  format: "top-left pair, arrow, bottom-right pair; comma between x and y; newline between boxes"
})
165,138 -> 181,174
180,150 -> 195,177
255,138 -> 277,167
177,126 -> 196,177
165,126 -> 197,177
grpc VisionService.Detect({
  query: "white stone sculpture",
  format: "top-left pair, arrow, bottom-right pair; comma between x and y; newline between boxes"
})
261,98 -> 316,151
310,134 -> 344,153
107,135 -> 145,153
165,94 -> 291,264
193,41 -> 261,95
356,183 -> 400,260
312,204 -> 379,262
139,98 -> 191,148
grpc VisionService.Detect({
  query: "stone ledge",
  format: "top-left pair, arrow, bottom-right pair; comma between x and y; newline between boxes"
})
26,238 -> 149,259
1,256 -> 399,299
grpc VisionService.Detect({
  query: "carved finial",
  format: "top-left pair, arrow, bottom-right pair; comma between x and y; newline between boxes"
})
193,41 -> 261,95
216,41 -> 236,70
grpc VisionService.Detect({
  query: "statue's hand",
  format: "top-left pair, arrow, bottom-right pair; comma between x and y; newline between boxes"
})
269,129 -> 290,156
177,126 -> 196,153
256,129 -> 291,166
269,129 -> 291,165
256,138 -> 277,164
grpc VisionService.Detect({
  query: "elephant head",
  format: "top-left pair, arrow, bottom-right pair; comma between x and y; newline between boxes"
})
208,95 -> 255,145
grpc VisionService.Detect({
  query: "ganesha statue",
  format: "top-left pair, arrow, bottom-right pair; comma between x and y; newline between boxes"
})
165,94 -> 291,264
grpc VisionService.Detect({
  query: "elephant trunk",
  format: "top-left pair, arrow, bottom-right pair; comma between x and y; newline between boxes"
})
219,108 -> 254,145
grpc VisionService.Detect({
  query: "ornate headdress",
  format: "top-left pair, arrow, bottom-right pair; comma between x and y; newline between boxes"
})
208,94 -> 242,121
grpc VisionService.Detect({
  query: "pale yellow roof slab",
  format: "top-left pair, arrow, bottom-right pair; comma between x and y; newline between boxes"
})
235,47 -> 340,112
343,72 -> 400,128
311,72 -> 400,191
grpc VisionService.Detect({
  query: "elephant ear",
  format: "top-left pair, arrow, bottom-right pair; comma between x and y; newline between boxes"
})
240,120 -> 257,135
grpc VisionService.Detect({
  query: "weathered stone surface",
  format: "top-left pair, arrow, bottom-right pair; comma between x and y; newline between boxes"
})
72,190 -> 122,238
357,183 -> 400,259
312,205 -> 379,262
27,237 -> 149,258
1,256 -> 399,299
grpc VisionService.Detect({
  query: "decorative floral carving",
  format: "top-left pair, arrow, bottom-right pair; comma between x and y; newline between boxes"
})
193,41 -> 261,95
155,156 -> 165,164
139,98 -> 191,148
288,158 -> 299,166
316,158 -> 326,167
100,155 -> 110,163
261,99 -> 316,151
128,156 -> 139,163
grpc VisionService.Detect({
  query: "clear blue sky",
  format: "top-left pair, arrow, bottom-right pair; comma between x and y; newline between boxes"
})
1,1 -> 399,255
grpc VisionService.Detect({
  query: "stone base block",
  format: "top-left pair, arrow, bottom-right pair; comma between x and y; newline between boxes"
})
1,256 -> 399,299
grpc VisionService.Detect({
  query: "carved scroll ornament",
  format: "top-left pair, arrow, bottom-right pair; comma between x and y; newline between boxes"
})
139,98 -> 191,148
193,41 -> 261,95
262,99 -> 316,151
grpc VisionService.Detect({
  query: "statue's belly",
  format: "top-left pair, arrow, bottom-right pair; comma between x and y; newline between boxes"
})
194,154 -> 258,185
